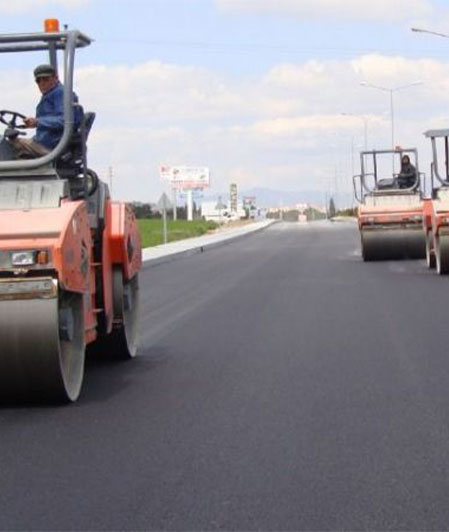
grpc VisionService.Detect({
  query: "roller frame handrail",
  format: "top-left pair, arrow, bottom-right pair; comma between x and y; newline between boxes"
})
357,148 -> 421,199
0,28 -> 91,173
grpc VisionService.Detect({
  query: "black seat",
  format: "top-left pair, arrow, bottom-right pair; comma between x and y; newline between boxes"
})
56,110 -> 96,179
377,178 -> 397,190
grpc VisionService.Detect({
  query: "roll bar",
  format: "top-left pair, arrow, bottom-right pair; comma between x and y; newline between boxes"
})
0,27 -> 92,172
424,129 -> 449,187
352,174 -> 363,203
357,148 -> 420,197
0,30 -> 91,52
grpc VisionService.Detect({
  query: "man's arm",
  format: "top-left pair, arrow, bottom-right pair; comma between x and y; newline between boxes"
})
36,89 -> 64,131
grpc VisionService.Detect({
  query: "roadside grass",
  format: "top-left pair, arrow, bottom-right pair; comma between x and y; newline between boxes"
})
138,219 -> 219,248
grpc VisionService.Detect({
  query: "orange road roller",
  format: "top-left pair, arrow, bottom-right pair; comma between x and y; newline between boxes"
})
353,148 -> 426,261
423,129 -> 449,274
0,22 -> 141,402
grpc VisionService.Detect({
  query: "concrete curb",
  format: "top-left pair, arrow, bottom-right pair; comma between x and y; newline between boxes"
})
142,219 -> 275,268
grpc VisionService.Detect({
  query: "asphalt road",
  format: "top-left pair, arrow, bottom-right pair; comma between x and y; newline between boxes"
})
2,221 -> 449,531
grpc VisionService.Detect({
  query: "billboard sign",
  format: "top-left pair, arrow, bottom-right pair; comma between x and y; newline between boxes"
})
243,195 -> 256,208
159,165 -> 210,190
230,183 -> 238,212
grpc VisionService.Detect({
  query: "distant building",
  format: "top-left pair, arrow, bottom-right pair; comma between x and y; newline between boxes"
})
201,200 -> 246,222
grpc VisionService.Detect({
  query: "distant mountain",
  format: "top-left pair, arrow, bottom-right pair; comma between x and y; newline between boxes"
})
203,187 -> 353,209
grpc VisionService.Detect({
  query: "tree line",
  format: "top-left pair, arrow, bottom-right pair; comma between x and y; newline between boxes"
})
130,202 -> 201,220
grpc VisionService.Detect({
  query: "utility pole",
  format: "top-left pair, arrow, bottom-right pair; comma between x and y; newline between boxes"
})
108,166 -> 113,195
187,190 -> 193,221
172,188 -> 177,221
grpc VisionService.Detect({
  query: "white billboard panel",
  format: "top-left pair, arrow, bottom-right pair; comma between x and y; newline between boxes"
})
159,165 -> 210,190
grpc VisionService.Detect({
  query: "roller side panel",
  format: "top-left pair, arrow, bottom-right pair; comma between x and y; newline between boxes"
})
0,202 -> 97,345
108,202 -> 142,281
55,202 -> 92,294
422,198 -> 433,233
0,202 -> 92,294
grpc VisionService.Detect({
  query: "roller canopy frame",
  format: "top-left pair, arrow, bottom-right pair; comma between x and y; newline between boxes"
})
353,148 -> 423,204
0,27 -> 92,173
424,129 -> 449,189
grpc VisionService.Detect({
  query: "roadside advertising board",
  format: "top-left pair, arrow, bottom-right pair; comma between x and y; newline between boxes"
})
243,195 -> 256,208
159,166 -> 210,190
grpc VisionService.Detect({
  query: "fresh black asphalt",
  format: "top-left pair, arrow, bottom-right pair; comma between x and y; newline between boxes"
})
1,221 -> 449,530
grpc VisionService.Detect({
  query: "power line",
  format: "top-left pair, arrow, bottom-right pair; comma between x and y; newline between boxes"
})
96,38 -> 449,57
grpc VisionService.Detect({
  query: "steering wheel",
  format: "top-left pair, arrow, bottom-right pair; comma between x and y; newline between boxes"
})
0,110 -> 27,129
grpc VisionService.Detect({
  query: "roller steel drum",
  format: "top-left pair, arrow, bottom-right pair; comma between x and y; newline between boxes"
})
361,227 -> 426,261
435,234 -> 449,275
0,289 -> 85,402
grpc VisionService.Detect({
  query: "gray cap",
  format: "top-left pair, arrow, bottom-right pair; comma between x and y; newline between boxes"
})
33,64 -> 56,79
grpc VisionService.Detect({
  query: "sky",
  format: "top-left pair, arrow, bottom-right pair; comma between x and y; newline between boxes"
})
2,0 -> 449,206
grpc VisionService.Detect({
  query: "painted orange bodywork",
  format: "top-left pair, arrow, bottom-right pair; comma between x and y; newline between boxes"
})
422,198 -> 433,232
107,202 -> 142,280
358,204 -> 423,229
430,208 -> 449,237
0,197 -> 142,345
0,201 -> 91,293
423,192 -> 449,238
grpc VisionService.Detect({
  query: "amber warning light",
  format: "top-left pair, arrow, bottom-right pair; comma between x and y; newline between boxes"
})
44,19 -> 60,32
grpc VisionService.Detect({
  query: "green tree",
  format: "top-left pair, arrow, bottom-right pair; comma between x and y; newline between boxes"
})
130,202 -> 153,219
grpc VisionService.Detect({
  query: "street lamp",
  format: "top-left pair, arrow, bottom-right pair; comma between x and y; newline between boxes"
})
360,80 -> 423,150
341,112 -> 369,150
411,27 -> 449,39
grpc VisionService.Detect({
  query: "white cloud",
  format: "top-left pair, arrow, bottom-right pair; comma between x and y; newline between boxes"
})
216,0 -> 434,22
263,61 -> 327,90
1,53 -> 449,203
75,62 -> 249,123
248,115 -> 355,137
0,0 -> 88,14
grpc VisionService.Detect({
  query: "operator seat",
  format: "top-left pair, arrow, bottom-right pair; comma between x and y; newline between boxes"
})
56,110 -> 96,179
377,178 -> 397,190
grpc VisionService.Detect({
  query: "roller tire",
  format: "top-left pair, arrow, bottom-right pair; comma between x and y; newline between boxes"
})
435,234 -> 449,275
426,230 -> 436,269
93,267 -> 139,360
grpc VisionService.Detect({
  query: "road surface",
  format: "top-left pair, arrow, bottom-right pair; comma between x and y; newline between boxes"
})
1,221 -> 449,530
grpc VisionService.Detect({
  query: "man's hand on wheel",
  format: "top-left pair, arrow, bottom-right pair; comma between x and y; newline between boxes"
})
24,117 -> 37,128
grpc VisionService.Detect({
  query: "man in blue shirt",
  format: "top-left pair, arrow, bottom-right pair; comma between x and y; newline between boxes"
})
11,64 -> 82,158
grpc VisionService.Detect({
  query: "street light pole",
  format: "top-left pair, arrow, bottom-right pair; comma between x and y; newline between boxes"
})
412,27 -> 449,39
390,88 -> 394,151
363,118 -> 368,151
360,80 -> 423,149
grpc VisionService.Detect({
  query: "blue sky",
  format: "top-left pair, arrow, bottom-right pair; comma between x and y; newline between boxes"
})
9,0 -> 448,70
2,0 -> 449,206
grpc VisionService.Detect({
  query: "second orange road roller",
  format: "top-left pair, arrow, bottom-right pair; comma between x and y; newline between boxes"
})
0,21 -> 141,402
353,148 -> 426,261
423,129 -> 449,274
